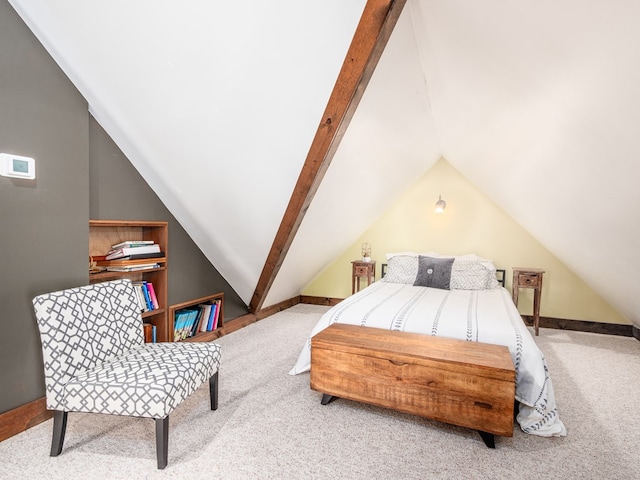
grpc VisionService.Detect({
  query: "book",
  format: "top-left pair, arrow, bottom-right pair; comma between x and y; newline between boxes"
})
123,251 -> 165,260
206,303 -> 217,331
189,308 -> 204,338
212,299 -> 221,330
201,304 -> 214,332
187,309 -> 201,339
132,283 -> 146,312
146,283 -> 160,310
111,240 -> 155,249
182,309 -> 200,341
141,282 -> 153,310
143,323 -> 153,343
97,257 -> 164,266
106,263 -> 160,272
133,281 -> 153,311
173,310 -> 190,341
192,304 -> 211,337
174,309 -> 199,341
106,244 -> 161,260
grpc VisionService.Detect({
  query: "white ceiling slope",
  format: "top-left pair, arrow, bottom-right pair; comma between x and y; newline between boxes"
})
8,0 -> 367,303
9,1 -> 640,327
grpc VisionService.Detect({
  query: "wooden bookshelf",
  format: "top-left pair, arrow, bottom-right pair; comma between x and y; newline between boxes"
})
169,293 -> 224,342
89,220 -> 169,342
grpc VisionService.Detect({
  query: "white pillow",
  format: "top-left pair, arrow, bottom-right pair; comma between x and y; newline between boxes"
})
448,254 -> 500,290
383,254 -> 420,284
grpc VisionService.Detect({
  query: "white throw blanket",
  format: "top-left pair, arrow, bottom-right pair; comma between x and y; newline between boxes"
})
290,282 -> 567,437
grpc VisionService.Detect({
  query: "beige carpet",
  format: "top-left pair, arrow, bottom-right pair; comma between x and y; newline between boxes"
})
1,304 -> 638,480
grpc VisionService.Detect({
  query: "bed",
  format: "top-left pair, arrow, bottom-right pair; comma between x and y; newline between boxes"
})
290,252 -> 567,438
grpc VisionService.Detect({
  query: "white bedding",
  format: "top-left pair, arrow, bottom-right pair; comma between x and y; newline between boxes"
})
290,281 -> 567,437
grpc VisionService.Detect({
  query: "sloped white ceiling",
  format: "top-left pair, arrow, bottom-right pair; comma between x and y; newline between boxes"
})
9,0 -> 640,327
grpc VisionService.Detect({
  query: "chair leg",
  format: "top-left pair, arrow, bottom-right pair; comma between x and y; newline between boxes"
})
155,417 -> 169,469
209,371 -> 219,411
50,411 -> 68,456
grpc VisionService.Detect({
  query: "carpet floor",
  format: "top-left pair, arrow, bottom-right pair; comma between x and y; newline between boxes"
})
0,304 -> 638,480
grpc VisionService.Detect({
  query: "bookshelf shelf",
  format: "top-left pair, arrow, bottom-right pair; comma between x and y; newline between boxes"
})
89,220 -> 169,342
168,293 -> 224,342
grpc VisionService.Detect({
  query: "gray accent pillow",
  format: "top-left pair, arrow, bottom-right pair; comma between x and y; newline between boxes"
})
413,256 -> 454,289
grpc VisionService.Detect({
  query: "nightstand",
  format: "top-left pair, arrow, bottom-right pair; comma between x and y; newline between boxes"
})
352,261 -> 376,294
512,268 -> 545,336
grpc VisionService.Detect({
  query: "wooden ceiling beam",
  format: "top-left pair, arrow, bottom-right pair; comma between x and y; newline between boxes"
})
249,0 -> 407,313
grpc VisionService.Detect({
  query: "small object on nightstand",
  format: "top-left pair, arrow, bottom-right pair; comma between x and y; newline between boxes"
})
352,260 -> 376,294
361,243 -> 371,262
512,268 -> 545,336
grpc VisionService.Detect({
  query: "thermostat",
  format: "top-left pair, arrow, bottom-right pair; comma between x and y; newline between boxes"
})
0,153 -> 36,179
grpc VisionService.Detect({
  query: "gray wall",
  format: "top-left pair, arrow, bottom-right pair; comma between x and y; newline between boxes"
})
0,0 -> 89,413
0,0 -> 247,415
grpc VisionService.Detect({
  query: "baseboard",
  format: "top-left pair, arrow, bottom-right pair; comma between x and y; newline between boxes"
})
0,397 -> 52,443
299,295 -> 343,307
256,296 -> 302,320
519,315 -> 632,336
633,325 -> 640,341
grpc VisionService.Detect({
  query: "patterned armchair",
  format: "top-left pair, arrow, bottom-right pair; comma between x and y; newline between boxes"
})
32,279 -> 222,469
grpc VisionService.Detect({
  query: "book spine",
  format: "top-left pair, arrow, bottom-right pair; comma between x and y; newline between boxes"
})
111,240 -> 154,249
133,282 -> 148,312
207,303 -> 217,331
191,305 -> 205,337
140,282 -> 153,311
195,304 -> 211,335
201,305 -> 211,332
189,309 -> 201,339
147,283 -> 160,310
106,244 -> 160,259
213,300 -> 221,329
173,310 -> 188,341
143,323 -> 153,343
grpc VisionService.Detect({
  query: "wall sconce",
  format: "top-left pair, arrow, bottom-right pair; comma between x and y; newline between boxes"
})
434,195 -> 447,213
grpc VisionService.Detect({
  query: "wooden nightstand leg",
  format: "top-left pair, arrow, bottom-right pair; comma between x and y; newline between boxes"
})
533,287 -> 541,336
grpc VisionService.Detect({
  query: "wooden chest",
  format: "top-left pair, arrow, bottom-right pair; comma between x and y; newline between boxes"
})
310,324 -> 516,439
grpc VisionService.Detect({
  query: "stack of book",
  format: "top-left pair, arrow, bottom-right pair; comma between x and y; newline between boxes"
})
132,281 -> 160,313
94,240 -> 165,272
105,240 -> 163,261
173,300 -> 222,342
104,261 -> 161,272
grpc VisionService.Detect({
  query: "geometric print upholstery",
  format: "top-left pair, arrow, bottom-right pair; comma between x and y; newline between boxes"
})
449,255 -> 500,290
383,254 -> 420,284
33,280 -> 144,410
32,279 -> 221,417
63,342 -> 221,418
